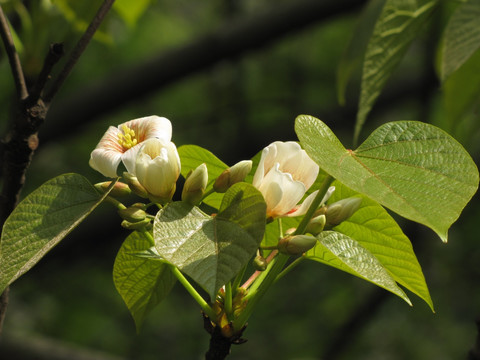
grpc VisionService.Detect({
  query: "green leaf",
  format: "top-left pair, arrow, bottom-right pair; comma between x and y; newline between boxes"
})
178,144 -> 228,210
154,183 -> 266,298
0,173 -> 109,293
329,181 -> 433,309
355,0 -> 439,143
305,231 -> 412,305
337,0 -> 386,105
113,231 -> 176,331
295,115 -> 479,242
441,0 -> 480,81
113,0 -> 151,28
443,47 -> 480,126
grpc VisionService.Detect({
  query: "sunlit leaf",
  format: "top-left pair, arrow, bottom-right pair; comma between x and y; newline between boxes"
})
355,0 -> 439,143
295,115 -> 479,242
441,0 -> 480,81
329,181 -> 433,310
154,183 -> 266,298
0,173 -> 109,293
113,231 -> 176,331
305,231 -> 411,305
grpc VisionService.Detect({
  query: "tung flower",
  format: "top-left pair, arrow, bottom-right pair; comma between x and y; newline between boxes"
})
89,116 -> 172,178
135,138 -> 181,203
252,141 -> 319,218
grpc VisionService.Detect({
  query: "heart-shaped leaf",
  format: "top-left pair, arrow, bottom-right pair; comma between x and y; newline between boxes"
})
154,183 -> 266,298
305,231 -> 411,305
0,173 -> 109,293
295,115 -> 479,242
113,231 -> 176,331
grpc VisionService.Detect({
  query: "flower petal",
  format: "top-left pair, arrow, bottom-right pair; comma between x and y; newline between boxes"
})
252,145 -> 270,188
93,126 -> 124,153
285,190 -> 318,217
262,164 -> 307,217
125,116 -> 172,144
89,148 -> 123,178
121,144 -> 142,175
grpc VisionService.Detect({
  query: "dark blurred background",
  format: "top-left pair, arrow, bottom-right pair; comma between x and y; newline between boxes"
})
1,0 -> 479,359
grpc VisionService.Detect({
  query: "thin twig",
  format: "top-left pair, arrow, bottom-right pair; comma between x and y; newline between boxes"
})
43,0 -> 116,103
28,43 -> 64,105
0,5 -> 28,99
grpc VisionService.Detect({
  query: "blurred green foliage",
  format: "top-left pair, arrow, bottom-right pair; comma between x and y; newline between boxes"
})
1,0 -> 480,359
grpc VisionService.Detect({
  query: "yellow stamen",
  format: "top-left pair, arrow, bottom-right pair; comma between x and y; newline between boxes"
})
118,124 -> 138,150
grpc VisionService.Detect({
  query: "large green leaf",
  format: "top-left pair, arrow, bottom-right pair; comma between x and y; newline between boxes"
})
355,0 -> 439,143
113,231 -> 176,331
305,231 -> 411,305
328,181 -> 433,309
441,0 -> 480,81
295,115 -> 479,242
0,173 -> 109,293
178,144 -> 228,210
154,183 -> 266,298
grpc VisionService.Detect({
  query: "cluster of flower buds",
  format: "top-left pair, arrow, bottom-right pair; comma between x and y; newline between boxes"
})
118,203 -> 150,230
212,288 -> 248,338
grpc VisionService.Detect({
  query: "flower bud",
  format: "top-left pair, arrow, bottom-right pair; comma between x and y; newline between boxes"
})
213,160 -> 252,193
94,181 -> 132,197
135,138 -> 181,204
121,217 -> 151,230
253,254 -> 268,271
324,197 -> 362,229
123,172 -> 149,198
118,206 -> 147,223
182,163 -> 208,205
306,214 -> 326,236
278,235 -> 317,255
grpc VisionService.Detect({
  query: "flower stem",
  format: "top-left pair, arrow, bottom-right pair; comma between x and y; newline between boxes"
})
295,175 -> 334,235
104,196 -> 127,210
231,176 -> 335,331
232,253 -> 289,330
231,264 -> 247,292
241,250 -> 277,290
169,265 -> 216,320
224,282 -> 233,320
275,256 -> 305,283
142,226 -> 214,319
201,188 -> 216,201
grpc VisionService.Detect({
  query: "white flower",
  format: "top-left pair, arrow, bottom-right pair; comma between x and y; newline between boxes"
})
89,116 -> 172,178
253,141 -> 319,218
135,138 -> 181,203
